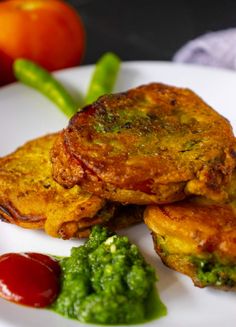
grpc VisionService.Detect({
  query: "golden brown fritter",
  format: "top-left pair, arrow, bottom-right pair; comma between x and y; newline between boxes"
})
144,174 -> 236,290
0,134 -> 142,239
52,83 -> 236,205
79,205 -> 145,238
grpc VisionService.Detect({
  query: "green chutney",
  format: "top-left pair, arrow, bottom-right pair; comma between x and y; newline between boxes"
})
51,226 -> 166,324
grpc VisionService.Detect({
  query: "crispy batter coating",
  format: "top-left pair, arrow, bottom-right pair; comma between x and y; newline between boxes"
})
0,134 -> 142,239
52,83 -> 236,205
79,205 -> 145,238
144,174 -> 236,290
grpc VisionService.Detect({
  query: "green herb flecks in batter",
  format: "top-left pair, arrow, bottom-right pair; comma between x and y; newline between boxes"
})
192,256 -> 236,287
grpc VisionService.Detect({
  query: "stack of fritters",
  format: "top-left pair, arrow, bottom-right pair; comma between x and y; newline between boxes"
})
1,82 -> 236,290
0,134 -> 143,239
51,83 -> 236,290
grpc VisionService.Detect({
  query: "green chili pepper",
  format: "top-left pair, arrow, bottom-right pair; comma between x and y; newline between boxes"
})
85,52 -> 120,105
13,59 -> 78,118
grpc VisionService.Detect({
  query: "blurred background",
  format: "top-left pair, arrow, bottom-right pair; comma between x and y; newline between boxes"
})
68,0 -> 236,64
1,0 -> 236,86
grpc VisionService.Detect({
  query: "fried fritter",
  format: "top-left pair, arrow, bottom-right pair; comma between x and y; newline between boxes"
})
79,205 -> 145,238
0,134 -> 142,239
144,174 -> 236,290
52,83 -> 236,205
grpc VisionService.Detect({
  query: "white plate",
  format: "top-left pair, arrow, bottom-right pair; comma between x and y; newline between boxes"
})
0,61 -> 236,327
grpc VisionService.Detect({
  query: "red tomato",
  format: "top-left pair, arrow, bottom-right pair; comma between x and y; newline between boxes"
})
0,0 -> 85,86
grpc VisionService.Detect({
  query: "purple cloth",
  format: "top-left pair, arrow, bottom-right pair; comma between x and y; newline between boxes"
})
173,28 -> 236,69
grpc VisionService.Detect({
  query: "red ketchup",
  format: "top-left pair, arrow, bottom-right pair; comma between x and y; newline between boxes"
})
0,252 -> 61,308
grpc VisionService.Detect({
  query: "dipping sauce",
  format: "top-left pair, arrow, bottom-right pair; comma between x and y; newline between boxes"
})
52,226 -> 167,324
0,252 -> 60,307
